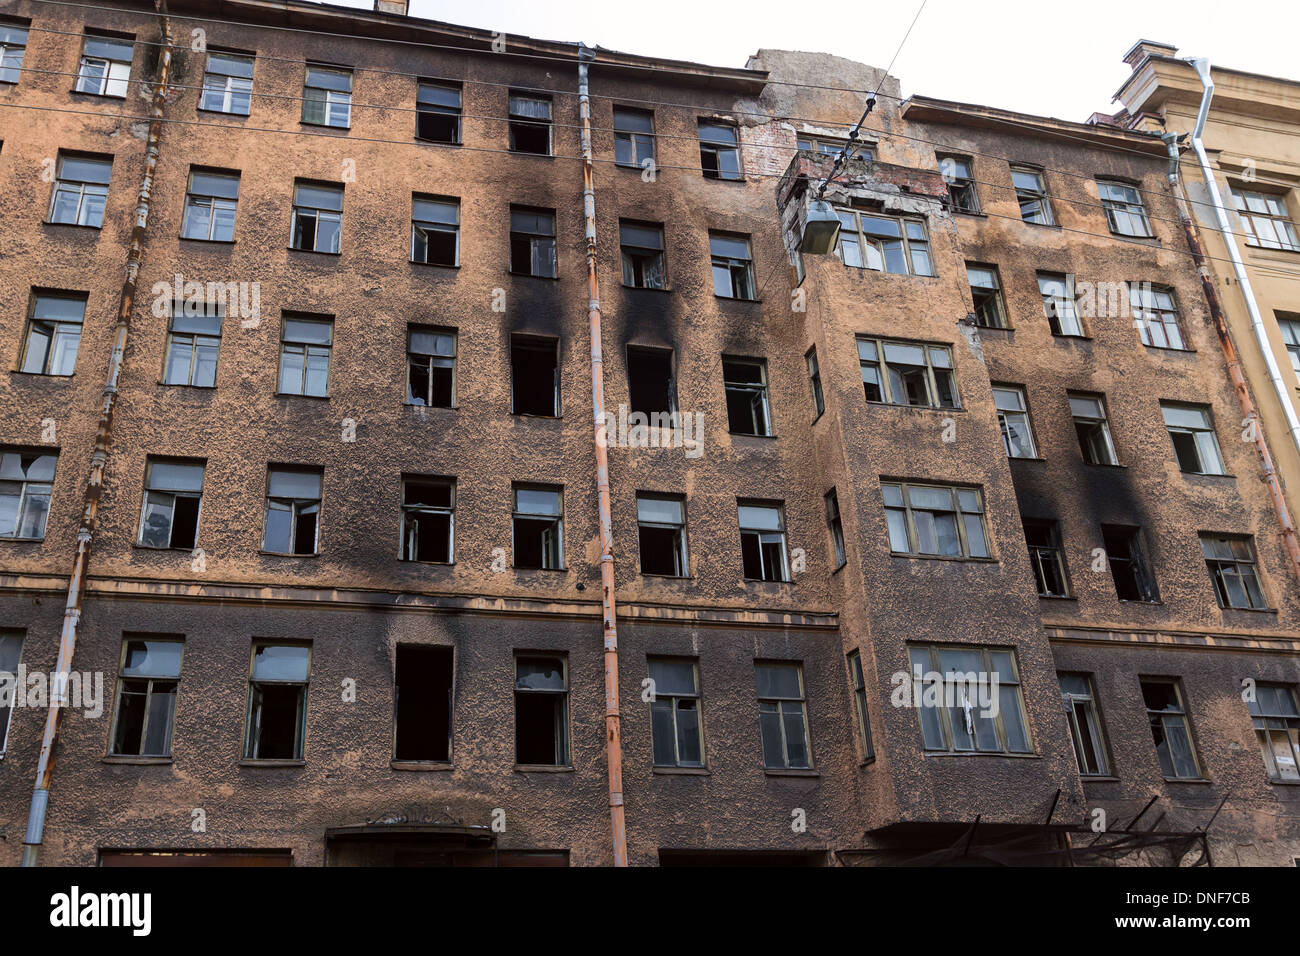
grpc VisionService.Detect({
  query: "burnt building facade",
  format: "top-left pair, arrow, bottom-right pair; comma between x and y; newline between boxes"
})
0,0 -> 1296,866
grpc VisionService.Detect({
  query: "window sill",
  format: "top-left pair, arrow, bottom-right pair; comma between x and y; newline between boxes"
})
179,235 -> 235,245
102,755 -> 173,765
274,392 -> 331,400
1267,777 -> 1300,786
400,558 -> 454,567
131,543 -> 197,553
239,759 -> 306,768
653,766 -> 710,776
0,537 -> 47,544
923,750 -> 1039,759
1142,345 -> 1196,354
507,271 -> 560,281
702,175 -> 746,184
764,767 -> 819,777
1218,604 -> 1277,615
299,121 -> 351,131
1082,462 -> 1127,470
414,137 -> 462,147
411,260 -> 460,270
391,760 -> 453,771
973,324 -> 1014,333
514,764 -> 573,773
512,565 -> 568,573
1080,774 -> 1120,783
512,412 -> 561,420
1020,220 -> 1060,230
1008,455 -> 1047,463
1117,598 -> 1163,605
507,150 -> 555,159
286,247 -> 341,257
9,371 -> 74,381
1037,593 -> 1077,601
889,552 -> 997,564
1162,776 -> 1212,785
622,284 -> 673,293
42,221 -> 102,231
197,107 -> 251,118
157,381 -> 217,390
742,577 -> 792,585
68,90 -> 127,101
866,401 -> 963,413
1051,334 -> 1092,342
640,572 -> 692,580
729,431 -> 778,440
951,210 -> 985,218
1109,231 -> 1160,245
832,560 -> 847,575
258,550 -> 320,559
714,294 -> 761,303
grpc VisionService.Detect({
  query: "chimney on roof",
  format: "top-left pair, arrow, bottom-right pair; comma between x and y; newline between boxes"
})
374,0 -> 408,15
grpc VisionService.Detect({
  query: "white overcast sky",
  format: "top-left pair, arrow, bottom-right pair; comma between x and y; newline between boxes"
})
328,0 -> 1300,120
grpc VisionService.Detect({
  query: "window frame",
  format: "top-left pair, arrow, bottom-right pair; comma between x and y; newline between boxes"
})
181,168 -> 239,242
406,325 -> 456,408
1247,682 -> 1300,782
199,50 -> 253,115
290,180 -> 343,254
835,208 -> 934,276
513,653 -> 570,767
48,152 -> 111,228
1037,272 -> 1085,337
136,457 -> 205,550
1069,392 -> 1119,466
938,155 -> 979,214
1200,534 -> 1267,610
846,650 -> 874,762
301,64 -> 352,128
507,92 -> 553,156
737,499 -> 789,582
108,636 -> 184,758
636,492 -> 688,578
709,232 -> 755,300
20,290 -> 87,376
1010,165 -> 1054,225
722,356 -> 772,436
857,336 -> 959,409
1098,179 -> 1153,238
825,489 -> 846,569
416,79 -> 462,144
1101,523 -> 1159,603
993,384 -> 1037,458
410,194 -> 460,266
0,629 -> 23,754
967,262 -> 1008,329
806,346 -> 825,419
619,220 -> 666,289
509,206 -> 558,278
1231,188 -> 1300,252
163,301 -> 223,388
1059,672 -> 1110,776
512,483 -> 565,571
908,643 -> 1033,755
648,657 -> 705,768
243,642 -> 311,761
261,466 -> 323,556
277,313 -> 333,397
1140,677 -> 1202,780
400,475 -> 455,564
0,448 -> 57,541
1162,402 -> 1225,475
1023,518 -> 1069,598
75,32 -> 133,98
754,661 -> 812,770
1130,283 -> 1187,350
882,481 -> 990,560
613,106 -> 655,168
698,120 -> 742,181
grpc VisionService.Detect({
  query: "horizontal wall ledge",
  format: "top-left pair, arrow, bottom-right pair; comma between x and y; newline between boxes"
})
1045,624 -> 1300,655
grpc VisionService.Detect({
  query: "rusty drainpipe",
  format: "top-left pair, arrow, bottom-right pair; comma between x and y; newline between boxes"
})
577,44 -> 627,867
20,2 -> 174,867
1162,131 -> 1300,583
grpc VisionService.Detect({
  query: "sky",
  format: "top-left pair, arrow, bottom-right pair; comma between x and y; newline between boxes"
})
326,0 -> 1300,121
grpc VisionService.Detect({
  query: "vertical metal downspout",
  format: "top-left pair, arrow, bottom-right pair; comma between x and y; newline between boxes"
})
577,45 -> 628,867
1163,132 -> 1300,583
1183,58 -> 1300,460
20,2 -> 174,867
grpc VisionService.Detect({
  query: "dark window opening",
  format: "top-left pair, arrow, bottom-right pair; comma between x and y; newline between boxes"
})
723,357 -> 771,435
637,494 -> 687,577
402,478 -> 454,563
416,81 -> 461,143
244,644 -> 309,761
511,335 -> 558,416
509,207 -> 557,277
1024,519 -> 1068,597
627,347 -> 674,418
515,656 -> 568,765
513,485 -> 563,570
508,94 -> 552,155
1102,524 -> 1157,602
394,644 -> 453,762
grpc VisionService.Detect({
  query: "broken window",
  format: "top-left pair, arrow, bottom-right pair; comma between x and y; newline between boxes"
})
164,301 -> 222,387
199,51 -> 252,115
939,155 -> 978,213
302,64 -> 351,127
620,221 -> 665,288
21,291 -> 85,375
1059,673 -> 1109,776
835,209 -> 933,276
626,346 -> 675,418
967,263 -> 1007,328
909,645 -> 1032,754
709,232 -> 755,299
1101,524 -> 1158,602
1130,283 -> 1186,350
993,385 -> 1036,458
698,120 -> 741,180
1162,403 -> 1224,475
649,658 -> 703,767
0,630 -> 22,753
416,80 -> 461,143
510,334 -> 559,416
75,32 -> 132,97
614,107 -> 655,167
48,153 -> 111,227
1246,682 -> 1300,782
509,206 -> 557,277
801,135 -> 872,161
0,22 -> 29,85
857,337 -> 958,408
401,476 -> 454,563
1098,179 -> 1153,237
637,493 -> 687,577
508,92 -> 552,155
407,326 -> 456,407
291,181 -> 342,253
806,347 -> 824,418
1024,518 -> 1068,597
181,168 -> 239,242
262,466 -> 322,555
738,500 -> 788,582
1200,534 -> 1267,609
846,651 -> 874,761
1232,188 -> 1299,251
514,655 -> 568,765
1069,394 -> 1118,465
723,357 -> 772,435
884,482 -> 989,558
1011,165 -> 1053,225
394,644 -> 453,762
138,458 -> 204,550
278,314 -> 332,396
411,195 -> 459,266
513,484 -> 563,570
244,643 -> 310,760
1141,678 -> 1200,779
826,489 -> 846,569
755,662 -> 811,769
0,448 -> 55,540
109,637 -> 182,757
1038,272 -> 1084,337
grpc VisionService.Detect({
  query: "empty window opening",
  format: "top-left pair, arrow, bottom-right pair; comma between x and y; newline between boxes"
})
515,655 -> 568,765
401,477 -> 454,563
417,81 -> 461,143
394,644 -> 453,762
1024,519 -> 1068,597
511,334 -> 559,416
244,643 -> 310,760
1102,524 -> 1158,602
508,93 -> 552,155
407,326 -> 456,407
627,347 -> 675,418
723,357 -> 772,435
513,484 -> 563,570
637,494 -> 687,577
